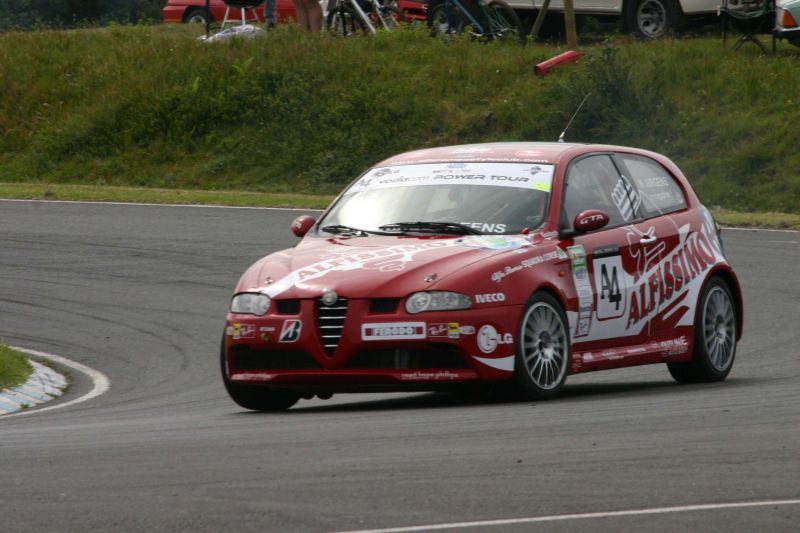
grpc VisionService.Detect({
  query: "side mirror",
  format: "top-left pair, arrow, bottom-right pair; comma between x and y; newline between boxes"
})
573,210 -> 609,233
291,215 -> 316,238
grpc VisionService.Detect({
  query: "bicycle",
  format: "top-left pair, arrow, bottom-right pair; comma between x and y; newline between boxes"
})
427,0 -> 525,44
325,0 -> 409,36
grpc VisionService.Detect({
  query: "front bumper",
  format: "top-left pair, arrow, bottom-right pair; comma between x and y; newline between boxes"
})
223,297 -> 521,392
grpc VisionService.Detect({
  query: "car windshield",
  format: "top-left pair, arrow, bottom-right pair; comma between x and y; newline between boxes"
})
318,162 -> 554,235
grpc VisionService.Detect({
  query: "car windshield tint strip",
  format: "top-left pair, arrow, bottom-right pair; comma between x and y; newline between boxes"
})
345,163 -> 555,196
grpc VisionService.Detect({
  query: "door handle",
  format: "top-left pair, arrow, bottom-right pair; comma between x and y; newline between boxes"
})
640,235 -> 657,245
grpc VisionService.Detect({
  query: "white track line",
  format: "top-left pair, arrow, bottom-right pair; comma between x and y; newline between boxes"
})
2,347 -> 110,419
723,226 -> 797,233
331,499 -> 800,533
1,198 -> 796,232
0,198 -> 321,212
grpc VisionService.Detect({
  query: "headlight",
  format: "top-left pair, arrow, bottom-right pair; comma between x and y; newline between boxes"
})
405,291 -> 471,314
230,293 -> 271,316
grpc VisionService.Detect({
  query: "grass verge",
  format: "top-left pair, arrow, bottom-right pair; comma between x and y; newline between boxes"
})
0,344 -> 33,391
1,182 -> 797,229
0,182 -> 333,209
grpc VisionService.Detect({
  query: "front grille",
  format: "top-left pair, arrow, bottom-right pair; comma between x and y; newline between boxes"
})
230,345 -> 322,370
317,297 -> 348,355
345,345 -> 468,369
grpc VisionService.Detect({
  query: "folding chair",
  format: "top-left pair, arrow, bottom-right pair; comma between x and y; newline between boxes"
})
221,0 -> 263,29
719,0 -> 776,53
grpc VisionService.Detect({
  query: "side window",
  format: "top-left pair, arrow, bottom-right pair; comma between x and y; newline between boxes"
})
618,155 -> 687,217
562,155 -> 639,230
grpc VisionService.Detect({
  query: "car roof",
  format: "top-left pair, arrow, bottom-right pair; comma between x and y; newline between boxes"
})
376,142 -> 581,167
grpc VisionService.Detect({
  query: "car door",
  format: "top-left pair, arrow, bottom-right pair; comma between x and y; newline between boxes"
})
613,153 -> 699,350
560,153 -> 660,356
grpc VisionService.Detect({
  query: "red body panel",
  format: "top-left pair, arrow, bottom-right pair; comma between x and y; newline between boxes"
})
223,142 -> 743,394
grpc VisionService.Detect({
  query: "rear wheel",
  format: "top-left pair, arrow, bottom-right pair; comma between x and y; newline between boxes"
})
514,292 -> 570,400
487,0 -> 526,44
624,0 -> 684,39
668,277 -> 737,384
184,8 -> 212,25
428,1 -> 467,35
220,335 -> 300,411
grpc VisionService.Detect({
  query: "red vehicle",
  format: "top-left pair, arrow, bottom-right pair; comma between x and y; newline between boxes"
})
222,142 -> 743,411
163,0 -> 297,25
162,0 -> 426,25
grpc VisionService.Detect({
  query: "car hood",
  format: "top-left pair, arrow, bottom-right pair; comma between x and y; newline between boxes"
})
236,233 -> 541,300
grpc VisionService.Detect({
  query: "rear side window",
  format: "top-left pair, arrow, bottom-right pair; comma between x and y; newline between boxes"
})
618,155 -> 687,217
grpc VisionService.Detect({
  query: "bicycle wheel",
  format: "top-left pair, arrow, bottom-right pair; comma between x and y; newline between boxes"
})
374,4 -> 408,29
487,0 -> 525,44
428,1 -> 467,35
326,5 -> 368,36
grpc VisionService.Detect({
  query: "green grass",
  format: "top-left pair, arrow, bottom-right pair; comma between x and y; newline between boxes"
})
0,24 -> 798,215
0,344 -> 32,390
0,182 -> 333,209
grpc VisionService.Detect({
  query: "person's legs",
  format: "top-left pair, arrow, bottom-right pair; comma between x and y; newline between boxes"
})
264,0 -> 277,27
302,0 -> 322,32
293,0 -> 309,29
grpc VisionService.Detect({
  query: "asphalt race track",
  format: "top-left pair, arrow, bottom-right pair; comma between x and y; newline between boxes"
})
1,200 -> 799,532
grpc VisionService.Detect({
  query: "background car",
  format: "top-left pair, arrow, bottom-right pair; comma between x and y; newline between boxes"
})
162,0 -> 426,25
221,142 -> 743,411
775,0 -> 800,46
163,0 -> 297,25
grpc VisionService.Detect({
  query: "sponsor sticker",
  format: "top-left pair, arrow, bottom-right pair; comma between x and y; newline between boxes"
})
457,235 -> 529,251
362,322 -> 426,341
228,323 -> 256,340
345,163 -> 555,195
568,245 -> 593,337
475,293 -> 506,304
477,325 -> 513,354
279,320 -> 302,343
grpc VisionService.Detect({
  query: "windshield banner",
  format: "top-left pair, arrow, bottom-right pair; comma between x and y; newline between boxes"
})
346,163 -> 555,195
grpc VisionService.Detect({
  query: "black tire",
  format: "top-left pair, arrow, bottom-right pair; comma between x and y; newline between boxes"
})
487,0 -> 526,44
326,5 -> 368,36
667,277 -> 737,384
514,292 -> 570,400
624,0 -> 684,39
220,335 -> 300,411
184,8 -> 212,25
374,4 -> 408,29
427,1 -> 467,35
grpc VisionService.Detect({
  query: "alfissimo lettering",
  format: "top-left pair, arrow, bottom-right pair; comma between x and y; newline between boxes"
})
626,227 -> 719,329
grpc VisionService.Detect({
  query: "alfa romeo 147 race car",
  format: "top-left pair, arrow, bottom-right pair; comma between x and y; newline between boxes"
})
222,142 -> 743,411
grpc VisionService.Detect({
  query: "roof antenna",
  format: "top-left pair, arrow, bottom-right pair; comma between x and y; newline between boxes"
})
558,92 -> 591,143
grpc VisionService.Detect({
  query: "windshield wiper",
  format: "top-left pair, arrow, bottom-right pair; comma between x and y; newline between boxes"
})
320,224 -> 372,237
378,221 -> 482,235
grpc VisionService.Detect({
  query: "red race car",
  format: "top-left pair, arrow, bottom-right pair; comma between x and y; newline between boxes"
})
222,142 -> 743,411
162,0 -> 426,25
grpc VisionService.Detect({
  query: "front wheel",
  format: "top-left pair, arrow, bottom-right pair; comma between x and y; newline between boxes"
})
374,4 -> 408,29
326,5 -> 368,36
624,0 -> 684,39
487,0 -> 526,44
667,277 -> 737,384
514,292 -> 570,400
220,336 -> 300,411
